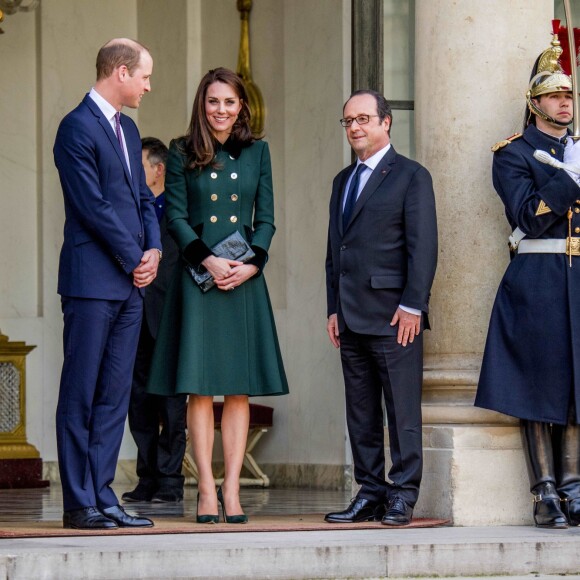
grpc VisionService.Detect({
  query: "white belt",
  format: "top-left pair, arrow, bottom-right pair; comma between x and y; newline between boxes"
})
517,239 -> 567,253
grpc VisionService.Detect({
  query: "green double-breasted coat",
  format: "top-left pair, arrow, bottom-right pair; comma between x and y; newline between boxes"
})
147,138 -> 288,397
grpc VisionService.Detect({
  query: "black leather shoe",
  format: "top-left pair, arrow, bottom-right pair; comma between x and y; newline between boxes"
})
63,507 -> 118,530
151,487 -> 183,503
532,483 -> 568,529
324,497 -> 385,523
101,504 -> 154,528
122,483 -> 157,503
382,496 -> 413,526
561,496 -> 580,526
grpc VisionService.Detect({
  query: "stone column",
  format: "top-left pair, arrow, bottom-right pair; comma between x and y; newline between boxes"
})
412,0 -> 553,525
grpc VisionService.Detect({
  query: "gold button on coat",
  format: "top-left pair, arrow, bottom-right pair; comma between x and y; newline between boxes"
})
231,172 -> 238,180
210,216 -> 217,223
550,148 -> 556,155
231,194 -> 238,201
211,194 -> 218,201
211,172 -> 218,179
575,208 -> 580,214
575,227 -> 580,234
230,216 -> 238,223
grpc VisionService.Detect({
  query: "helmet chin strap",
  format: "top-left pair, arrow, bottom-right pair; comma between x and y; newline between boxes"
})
527,94 -> 572,127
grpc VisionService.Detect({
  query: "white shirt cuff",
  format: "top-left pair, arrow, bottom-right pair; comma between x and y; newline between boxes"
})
399,304 -> 422,316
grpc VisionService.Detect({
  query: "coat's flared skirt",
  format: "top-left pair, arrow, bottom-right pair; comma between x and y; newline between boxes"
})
147,264 -> 288,397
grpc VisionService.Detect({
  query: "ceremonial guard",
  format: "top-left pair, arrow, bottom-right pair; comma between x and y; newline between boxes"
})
476,27 -> 580,529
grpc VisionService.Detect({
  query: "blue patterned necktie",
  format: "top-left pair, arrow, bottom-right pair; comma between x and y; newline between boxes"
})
342,163 -> 366,229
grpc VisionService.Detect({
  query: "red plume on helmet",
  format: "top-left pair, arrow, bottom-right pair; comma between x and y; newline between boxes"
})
553,19 -> 580,76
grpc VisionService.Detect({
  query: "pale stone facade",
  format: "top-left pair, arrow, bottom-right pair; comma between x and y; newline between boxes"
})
0,0 -> 556,523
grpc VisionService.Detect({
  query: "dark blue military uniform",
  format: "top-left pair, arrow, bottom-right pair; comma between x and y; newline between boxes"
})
476,124 -> 580,425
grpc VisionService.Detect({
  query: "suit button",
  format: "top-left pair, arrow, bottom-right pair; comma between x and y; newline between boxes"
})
231,172 -> 238,180
576,200 -> 580,205
575,227 -> 580,234
138,232 -> 143,238
340,270 -> 346,276
211,194 -> 218,201
340,245 -> 347,251
211,172 -> 218,179
231,194 -> 238,201
575,208 -> 580,214
210,216 -> 218,223
230,216 -> 238,223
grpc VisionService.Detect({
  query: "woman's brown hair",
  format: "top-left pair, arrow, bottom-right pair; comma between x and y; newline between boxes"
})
183,68 -> 254,170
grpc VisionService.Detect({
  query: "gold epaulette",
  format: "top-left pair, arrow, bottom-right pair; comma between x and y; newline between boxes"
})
491,133 -> 522,152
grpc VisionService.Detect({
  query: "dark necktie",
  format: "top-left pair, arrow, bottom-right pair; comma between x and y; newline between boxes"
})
342,163 -> 366,229
114,112 -> 124,153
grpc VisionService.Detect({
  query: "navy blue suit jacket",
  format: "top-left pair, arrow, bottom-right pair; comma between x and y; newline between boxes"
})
326,146 -> 438,335
54,94 -> 161,299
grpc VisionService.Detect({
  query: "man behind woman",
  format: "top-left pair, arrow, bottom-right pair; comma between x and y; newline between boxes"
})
147,68 -> 288,523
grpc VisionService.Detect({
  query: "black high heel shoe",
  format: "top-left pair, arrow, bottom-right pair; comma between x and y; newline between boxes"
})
217,486 -> 248,524
196,492 -> 219,524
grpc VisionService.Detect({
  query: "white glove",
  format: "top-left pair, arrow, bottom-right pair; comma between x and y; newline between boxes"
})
564,139 -> 580,185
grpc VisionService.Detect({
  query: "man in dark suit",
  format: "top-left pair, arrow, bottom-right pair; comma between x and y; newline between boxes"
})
53,38 -> 161,529
122,137 -> 186,504
325,90 -> 437,525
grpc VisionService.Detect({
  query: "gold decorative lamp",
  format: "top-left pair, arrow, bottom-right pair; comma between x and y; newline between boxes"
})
0,0 -> 40,34
236,0 -> 265,135
0,330 -> 48,488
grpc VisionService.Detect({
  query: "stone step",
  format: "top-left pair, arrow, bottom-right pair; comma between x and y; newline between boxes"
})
1,526 -> 580,579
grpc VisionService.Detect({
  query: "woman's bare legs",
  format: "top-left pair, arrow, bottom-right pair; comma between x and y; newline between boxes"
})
188,395 -> 217,515
220,395 -> 250,515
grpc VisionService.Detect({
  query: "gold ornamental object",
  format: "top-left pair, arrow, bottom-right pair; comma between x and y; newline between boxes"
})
0,0 -> 41,34
0,330 -> 38,459
236,0 -> 265,135
528,32 -> 572,99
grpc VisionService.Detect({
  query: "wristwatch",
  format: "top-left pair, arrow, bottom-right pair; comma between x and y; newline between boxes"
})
154,248 -> 163,261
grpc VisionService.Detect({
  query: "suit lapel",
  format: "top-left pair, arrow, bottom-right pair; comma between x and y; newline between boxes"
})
344,146 -> 397,231
84,96 -> 138,199
122,119 -> 142,205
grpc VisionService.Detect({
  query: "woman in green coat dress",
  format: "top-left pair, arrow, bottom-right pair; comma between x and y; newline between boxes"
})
147,68 -> 288,523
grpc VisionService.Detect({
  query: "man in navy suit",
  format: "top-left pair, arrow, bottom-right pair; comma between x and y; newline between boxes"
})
325,90 -> 437,526
123,137 -> 186,504
53,38 -> 161,529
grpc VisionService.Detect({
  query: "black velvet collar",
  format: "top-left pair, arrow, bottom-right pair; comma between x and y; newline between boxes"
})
214,137 -> 251,160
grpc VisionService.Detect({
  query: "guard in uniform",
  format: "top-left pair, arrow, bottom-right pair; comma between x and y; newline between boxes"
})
476,30 -> 580,529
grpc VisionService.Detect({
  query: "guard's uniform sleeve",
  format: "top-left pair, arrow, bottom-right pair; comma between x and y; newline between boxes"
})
492,145 -> 580,237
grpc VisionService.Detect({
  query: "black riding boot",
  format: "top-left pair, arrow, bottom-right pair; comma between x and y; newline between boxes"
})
554,405 -> 580,526
521,419 -> 568,529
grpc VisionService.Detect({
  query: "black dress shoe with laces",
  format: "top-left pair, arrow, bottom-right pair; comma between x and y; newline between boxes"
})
325,497 -> 385,523
382,496 -> 413,526
101,504 -> 154,528
63,507 -> 118,529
